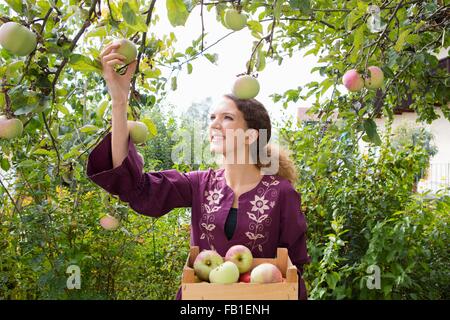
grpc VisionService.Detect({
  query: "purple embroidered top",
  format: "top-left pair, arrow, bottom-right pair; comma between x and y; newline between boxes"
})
86,132 -> 311,300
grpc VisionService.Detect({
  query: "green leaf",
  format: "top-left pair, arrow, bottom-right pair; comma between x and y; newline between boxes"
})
395,29 -> 411,52
1,157 -> 10,171
363,118 -> 382,145
18,160 -> 36,168
56,104 -> 70,116
204,53 -> 218,65
33,149 -> 53,156
289,0 -> 311,13
187,63 -> 193,74
141,118 -> 157,137
247,20 -> 263,34
96,99 -> 109,119
171,76 -> 177,91
5,0 -> 22,14
166,0 -> 189,27
256,48 -> 266,72
122,2 -> 137,25
274,0 -> 283,22
69,54 -> 101,73
79,124 -> 98,133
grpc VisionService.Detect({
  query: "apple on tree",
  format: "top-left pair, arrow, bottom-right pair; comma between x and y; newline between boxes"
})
193,250 -> 224,281
232,75 -> 260,99
342,69 -> 364,92
0,116 -> 23,140
0,21 -> 36,56
364,66 -> 384,90
224,9 -> 247,31
209,261 -> 240,284
127,120 -> 149,144
100,214 -> 120,231
225,244 -> 253,274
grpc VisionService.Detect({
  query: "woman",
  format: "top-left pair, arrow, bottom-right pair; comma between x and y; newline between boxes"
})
87,43 -> 310,299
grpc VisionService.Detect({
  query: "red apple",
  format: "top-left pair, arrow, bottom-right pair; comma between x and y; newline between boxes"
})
225,245 -> 253,274
342,69 -> 364,92
193,250 -> 224,281
100,215 -> 120,231
364,66 -> 384,89
250,263 -> 283,283
239,271 -> 251,283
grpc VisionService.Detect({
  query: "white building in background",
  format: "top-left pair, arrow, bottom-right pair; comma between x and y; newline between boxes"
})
297,51 -> 449,195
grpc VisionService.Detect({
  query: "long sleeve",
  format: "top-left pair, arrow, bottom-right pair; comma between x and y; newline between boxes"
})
278,184 -> 311,300
86,132 -> 197,217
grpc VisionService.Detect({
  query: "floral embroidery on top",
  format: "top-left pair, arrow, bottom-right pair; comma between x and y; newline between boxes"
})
245,175 -> 280,253
206,188 -> 224,205
199,173 -> 224,250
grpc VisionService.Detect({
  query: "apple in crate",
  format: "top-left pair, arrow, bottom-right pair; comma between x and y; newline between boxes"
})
250,263 -> 283,283
209,261 -> 240,284
239,271 -> 251,283
193,250 -> 224,281
225,245 -> 253,273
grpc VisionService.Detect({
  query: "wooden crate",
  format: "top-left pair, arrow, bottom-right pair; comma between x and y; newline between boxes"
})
181,246 -> 298,300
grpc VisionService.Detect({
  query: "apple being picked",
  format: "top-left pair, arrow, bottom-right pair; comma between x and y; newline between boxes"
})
193,250 -> 224,281
209,261 -> 240,284
250,263 -> 283,284
225,244 -> 253,273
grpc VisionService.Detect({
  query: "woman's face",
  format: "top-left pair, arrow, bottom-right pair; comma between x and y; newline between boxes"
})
208,97 -> 257,159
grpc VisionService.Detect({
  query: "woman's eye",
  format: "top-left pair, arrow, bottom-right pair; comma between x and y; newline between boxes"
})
210,115 -> 215,120
225,116 -> 232,120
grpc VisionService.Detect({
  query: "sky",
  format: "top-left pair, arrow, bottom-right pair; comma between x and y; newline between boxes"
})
150,2 -> 328,126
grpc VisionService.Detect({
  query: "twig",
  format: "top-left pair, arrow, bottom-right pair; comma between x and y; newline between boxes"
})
0,176 -> 21,215
51,0 -> 99,102
200,0 -> 205,52
42,111 -> 61,176
131,0 -> 157,96
246,35 -> 270,75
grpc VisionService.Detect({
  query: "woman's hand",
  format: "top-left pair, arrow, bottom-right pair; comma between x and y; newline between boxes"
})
99,42 -> 138,106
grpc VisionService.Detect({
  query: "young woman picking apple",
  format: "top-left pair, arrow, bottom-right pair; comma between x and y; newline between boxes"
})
87,42 -> 310,300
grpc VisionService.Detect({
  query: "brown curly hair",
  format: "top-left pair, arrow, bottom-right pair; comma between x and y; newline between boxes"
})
222,94 -> 298,184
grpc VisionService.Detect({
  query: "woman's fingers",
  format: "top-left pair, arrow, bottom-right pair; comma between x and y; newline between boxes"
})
101,53 -> 127,65
99,42 -> 120,59
124,60 -> 138,80
106,59 -> 125,66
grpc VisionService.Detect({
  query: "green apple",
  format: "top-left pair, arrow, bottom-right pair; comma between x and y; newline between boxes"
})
209,261 -> 240,284
193,250 -> 224,281
0,116 -> 23,139
232,75 -> 260,99
364,66 -> 384,90
224,9 -> 247,31
127,120 -> 149,144
112,38 -> 137,64
0,22 -> 36,56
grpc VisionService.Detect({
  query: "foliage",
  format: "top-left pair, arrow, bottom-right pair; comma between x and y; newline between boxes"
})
280,117 -> 449,299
